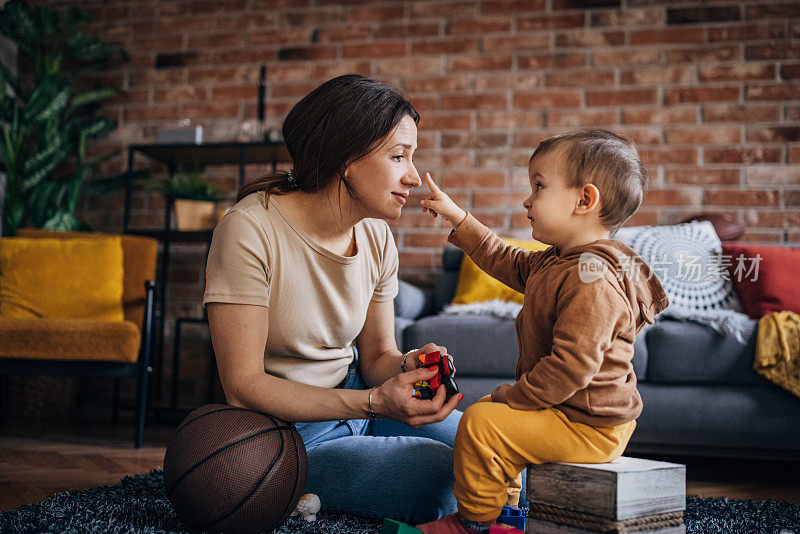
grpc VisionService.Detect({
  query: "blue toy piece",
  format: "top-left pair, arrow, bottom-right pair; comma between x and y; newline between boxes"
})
496,505 -> 525,530
381,517 -> 423,534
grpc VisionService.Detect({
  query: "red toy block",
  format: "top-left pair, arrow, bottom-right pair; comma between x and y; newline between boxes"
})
419,351 -> 440,366
489,524 -> 524,533
430,373 -> 441,390
442,357 -> 452,376
412,351 -> 459,400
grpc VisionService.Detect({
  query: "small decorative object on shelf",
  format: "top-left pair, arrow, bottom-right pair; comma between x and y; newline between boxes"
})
157,118 -> 204,145
235,119 -> 258,143
155,170 -> 229,231
254,64 -> 283,143
173,199 -> 215,231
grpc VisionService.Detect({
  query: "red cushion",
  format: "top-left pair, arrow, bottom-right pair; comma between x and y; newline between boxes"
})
722,243 -> 800,318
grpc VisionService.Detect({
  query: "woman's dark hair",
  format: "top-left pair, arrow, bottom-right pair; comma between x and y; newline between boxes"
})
237,74 -> 420,202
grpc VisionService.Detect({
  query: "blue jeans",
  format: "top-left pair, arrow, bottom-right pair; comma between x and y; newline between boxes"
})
295,358 -> 528,524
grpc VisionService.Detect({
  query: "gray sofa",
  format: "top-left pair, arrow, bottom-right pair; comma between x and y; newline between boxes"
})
394,247 -> 800,460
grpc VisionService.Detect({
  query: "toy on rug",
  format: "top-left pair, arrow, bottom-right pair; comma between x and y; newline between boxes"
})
291,493 -> 321,522
381,517 -> 423,533
496,506 -> 525,530
489,524 -> 524,533
412,351 -> 460,400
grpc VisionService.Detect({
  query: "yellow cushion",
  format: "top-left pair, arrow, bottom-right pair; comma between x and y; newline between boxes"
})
0,317 -> 140,362
0,237 -> 124,321
16,229 -> 158,329
452,238 -> 550,305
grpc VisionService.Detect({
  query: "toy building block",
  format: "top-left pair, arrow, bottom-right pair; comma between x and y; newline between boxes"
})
381,517 -> 423,534
488,524 -> 524,533
412,351 -> 460,400
496,505 -> 525,530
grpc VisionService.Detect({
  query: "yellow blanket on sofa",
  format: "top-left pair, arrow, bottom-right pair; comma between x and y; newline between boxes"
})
756,311 -> 800,398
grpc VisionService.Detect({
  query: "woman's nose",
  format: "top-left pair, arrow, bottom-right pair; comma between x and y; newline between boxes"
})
405,165 -> 422,187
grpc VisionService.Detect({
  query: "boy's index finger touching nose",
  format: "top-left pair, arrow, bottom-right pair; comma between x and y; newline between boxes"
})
425,172 -> 439,192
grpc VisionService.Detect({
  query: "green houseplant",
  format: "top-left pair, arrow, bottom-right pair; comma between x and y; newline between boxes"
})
164,171 -> 229,203
161,170 -> 229,230
0,0 -> 128,235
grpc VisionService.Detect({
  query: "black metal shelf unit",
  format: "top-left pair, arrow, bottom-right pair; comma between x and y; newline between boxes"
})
122,141 -> 290,411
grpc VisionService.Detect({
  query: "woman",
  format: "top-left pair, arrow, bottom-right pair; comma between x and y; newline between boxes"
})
203,74 -> 463,523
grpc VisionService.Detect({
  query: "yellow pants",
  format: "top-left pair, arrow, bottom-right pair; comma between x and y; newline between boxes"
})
454,398 -> 636,522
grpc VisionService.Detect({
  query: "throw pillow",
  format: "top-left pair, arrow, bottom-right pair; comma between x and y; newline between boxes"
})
452,238 -> 550,305
615,221 -> 741,312
612,225 -> 647,244
0,236 -> 125,321
721,243 -> 800,318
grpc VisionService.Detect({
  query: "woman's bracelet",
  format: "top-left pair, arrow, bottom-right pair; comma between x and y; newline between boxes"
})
400,349 -> 416,372
368,387 -> 381,420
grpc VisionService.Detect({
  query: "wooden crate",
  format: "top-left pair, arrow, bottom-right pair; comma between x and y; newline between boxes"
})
526,457 -> 686,521
525,518 -> 685,534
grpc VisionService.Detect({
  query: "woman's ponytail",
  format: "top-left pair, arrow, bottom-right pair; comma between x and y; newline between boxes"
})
236,169 -> 297,202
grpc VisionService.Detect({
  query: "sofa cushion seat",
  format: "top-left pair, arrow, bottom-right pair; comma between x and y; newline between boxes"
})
632,383 -> 800,453
644,318 -> 766,386
406,312 -> 651,381
403,313 -> 518,377
0,317 -> 141,363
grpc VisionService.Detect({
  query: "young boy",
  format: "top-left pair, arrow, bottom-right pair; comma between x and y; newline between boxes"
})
417,130 -> 669,534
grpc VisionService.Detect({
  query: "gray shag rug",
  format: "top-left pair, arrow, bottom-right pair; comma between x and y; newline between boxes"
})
1,470 -> 799,533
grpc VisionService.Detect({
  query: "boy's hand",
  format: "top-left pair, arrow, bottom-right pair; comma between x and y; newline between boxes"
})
419,172 -> 467,227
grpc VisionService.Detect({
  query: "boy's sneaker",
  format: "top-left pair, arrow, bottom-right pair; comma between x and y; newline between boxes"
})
418,514 -> 523,534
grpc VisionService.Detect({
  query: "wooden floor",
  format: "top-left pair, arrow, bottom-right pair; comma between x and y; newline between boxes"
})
2,412 -> 800,513
0,411 -> 177,512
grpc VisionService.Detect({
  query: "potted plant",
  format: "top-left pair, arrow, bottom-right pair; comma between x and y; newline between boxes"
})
164,170 -> 229,230
0,0 -> 130,236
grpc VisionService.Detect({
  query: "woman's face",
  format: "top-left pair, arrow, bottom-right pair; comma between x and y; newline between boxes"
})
344,114 -> 422,220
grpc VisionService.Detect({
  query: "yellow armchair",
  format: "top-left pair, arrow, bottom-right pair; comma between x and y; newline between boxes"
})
0,229 -> 157,448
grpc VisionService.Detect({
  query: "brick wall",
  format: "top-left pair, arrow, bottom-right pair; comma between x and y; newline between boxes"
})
61,0 -> 800,258
28,0 -> 800,407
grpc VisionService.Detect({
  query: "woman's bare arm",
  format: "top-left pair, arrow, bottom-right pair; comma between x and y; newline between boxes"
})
207,302 -> 370,422
356,299 -> 461,425
356,299 -> 448,384
208,301 -> 460,427
355,299 -> 405,387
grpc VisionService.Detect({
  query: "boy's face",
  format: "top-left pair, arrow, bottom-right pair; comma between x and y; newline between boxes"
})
523,148 -> 583,249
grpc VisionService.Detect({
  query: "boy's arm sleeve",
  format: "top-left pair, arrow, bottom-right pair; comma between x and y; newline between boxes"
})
447,212 -> 542,293
490,273 -> 630,409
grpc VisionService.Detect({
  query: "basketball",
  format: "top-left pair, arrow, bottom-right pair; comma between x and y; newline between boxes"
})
163,404 -> 307,534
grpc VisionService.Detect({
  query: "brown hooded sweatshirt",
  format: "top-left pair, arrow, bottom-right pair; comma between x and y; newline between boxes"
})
449,213 -> 670,426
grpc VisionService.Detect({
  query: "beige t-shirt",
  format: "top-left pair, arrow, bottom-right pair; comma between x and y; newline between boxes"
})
203,192 -> 399,388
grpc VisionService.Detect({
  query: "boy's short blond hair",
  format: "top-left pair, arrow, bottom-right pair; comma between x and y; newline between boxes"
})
531,129 -> 647,234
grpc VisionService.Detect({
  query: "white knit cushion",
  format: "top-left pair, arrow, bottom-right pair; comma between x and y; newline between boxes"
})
615,221 -> 741,312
